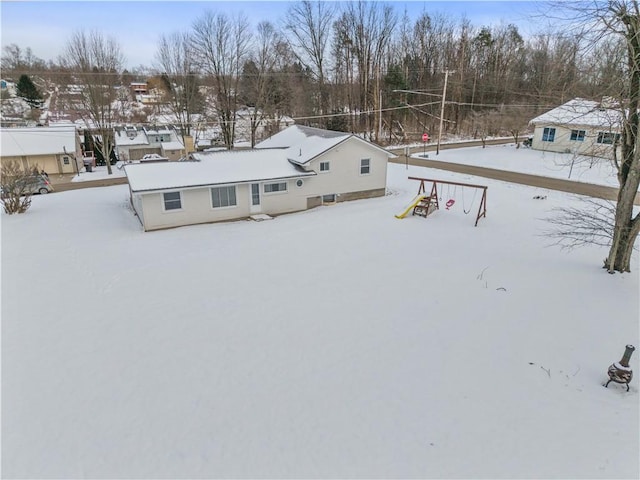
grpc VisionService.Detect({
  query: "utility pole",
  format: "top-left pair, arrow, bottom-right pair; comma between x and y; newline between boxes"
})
437,70 -> 452,155
378,88 -> 383,142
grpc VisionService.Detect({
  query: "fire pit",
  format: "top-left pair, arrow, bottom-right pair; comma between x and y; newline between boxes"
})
605,345 -> 635,391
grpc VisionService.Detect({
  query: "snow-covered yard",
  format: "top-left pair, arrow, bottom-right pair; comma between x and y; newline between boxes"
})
1,157 -> 638,478
413,142 -> 621,187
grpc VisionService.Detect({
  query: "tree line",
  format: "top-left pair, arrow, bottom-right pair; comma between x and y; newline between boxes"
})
1,1 -> 626,146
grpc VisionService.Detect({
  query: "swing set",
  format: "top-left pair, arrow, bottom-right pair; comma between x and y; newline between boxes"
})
406,176 -> 488,226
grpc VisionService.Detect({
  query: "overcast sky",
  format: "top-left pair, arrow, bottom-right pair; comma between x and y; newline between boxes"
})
1,1 -> 545,70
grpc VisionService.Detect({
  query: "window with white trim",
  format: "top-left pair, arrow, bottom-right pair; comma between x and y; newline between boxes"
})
360,158 -> 371,175
322,194 -> 336,203
542,127 -> 556,142
163,191 -> 182,211
211,185 -> 237,208
596,132 -> 620,144
570,130 -> 586,141
320,161 -> 330,172
264,182 -> 287,193
63,156 -> 70,165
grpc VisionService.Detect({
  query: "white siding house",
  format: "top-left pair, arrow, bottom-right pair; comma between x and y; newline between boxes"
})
115,125 -> 186,161
529,98 -> 622,157
0,126 -> 83,174
125,125 -> 394,231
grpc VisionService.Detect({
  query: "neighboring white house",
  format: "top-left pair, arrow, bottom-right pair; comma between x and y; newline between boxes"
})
124,125 -> 394,231
115,125 -> 186,161
0,126 -> 83,174
529,98 -> 622,157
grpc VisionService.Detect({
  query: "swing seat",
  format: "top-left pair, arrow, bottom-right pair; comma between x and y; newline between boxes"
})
445,199 -> 455,210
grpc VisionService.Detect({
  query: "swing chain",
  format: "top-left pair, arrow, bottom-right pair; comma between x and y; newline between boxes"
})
462,187 -> 479,214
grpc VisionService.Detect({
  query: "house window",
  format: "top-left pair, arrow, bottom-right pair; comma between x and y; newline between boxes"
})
360,158 -> 371,175
597,132 -> 620,144
542,127 -> 556,142
63,156 -> 70,165
264,182 -> 287,193
163,191 -> 182,211
320,161 -> 330,172
570,130 -> 586,141
211,185 -> 237,208
322,194 -> 336,203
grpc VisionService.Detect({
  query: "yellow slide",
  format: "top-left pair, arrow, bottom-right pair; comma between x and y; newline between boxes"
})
395,195 -> 427,219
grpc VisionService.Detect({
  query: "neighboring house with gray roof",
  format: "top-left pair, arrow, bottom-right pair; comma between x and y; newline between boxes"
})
0,126 -> 83,174
529,98 -> 622,157
124,125 -> 394,231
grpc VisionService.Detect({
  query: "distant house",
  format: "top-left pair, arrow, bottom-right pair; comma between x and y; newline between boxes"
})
146,126 -> 186,160
0,126 -> 83,174
115,125 -> 185,161
529,98 -> 622,157
130,82 -> 148,96
124,125 -> 394,231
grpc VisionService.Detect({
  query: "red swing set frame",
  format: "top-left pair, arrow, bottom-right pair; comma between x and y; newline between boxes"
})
408,176 -> 488,226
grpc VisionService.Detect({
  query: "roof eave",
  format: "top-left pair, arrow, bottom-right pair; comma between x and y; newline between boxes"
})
128,171 -> 317,194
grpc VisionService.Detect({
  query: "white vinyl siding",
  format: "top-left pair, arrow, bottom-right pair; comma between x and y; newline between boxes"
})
211,185 -> 237,208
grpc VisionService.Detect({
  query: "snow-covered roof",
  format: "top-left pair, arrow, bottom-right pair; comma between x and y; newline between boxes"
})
115,128 -> 149,146
125,149 -> 315,193
145,127 -> 172,135
161,141 -> 184,151
256,125 -> 394,165
1,126 -> 78,157
256,125 -> 348,149
530,98 -> 622,129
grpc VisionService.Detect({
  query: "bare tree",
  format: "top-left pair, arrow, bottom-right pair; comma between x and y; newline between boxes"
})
191,12 -> 252,149
283,0 -> 336,121
342,1 -> 397,140
543,0 -> 640,273
1,44 -> 46,73
61,30 -> 124,174
239,21 -> 281,146
546,197 -> 617,249
603,1 -> 640,272
0,161 -> 40,214
155,31 -> 203,149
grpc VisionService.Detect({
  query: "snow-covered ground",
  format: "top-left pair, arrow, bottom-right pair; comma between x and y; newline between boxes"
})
413,142 -> 620,187
2,157 -> 638,478
71,164 -> 127,182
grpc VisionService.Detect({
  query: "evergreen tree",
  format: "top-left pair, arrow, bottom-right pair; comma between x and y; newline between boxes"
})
16,74 -> 42,107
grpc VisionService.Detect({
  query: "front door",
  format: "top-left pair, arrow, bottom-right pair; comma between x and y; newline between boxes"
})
250,183 -> 261,214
